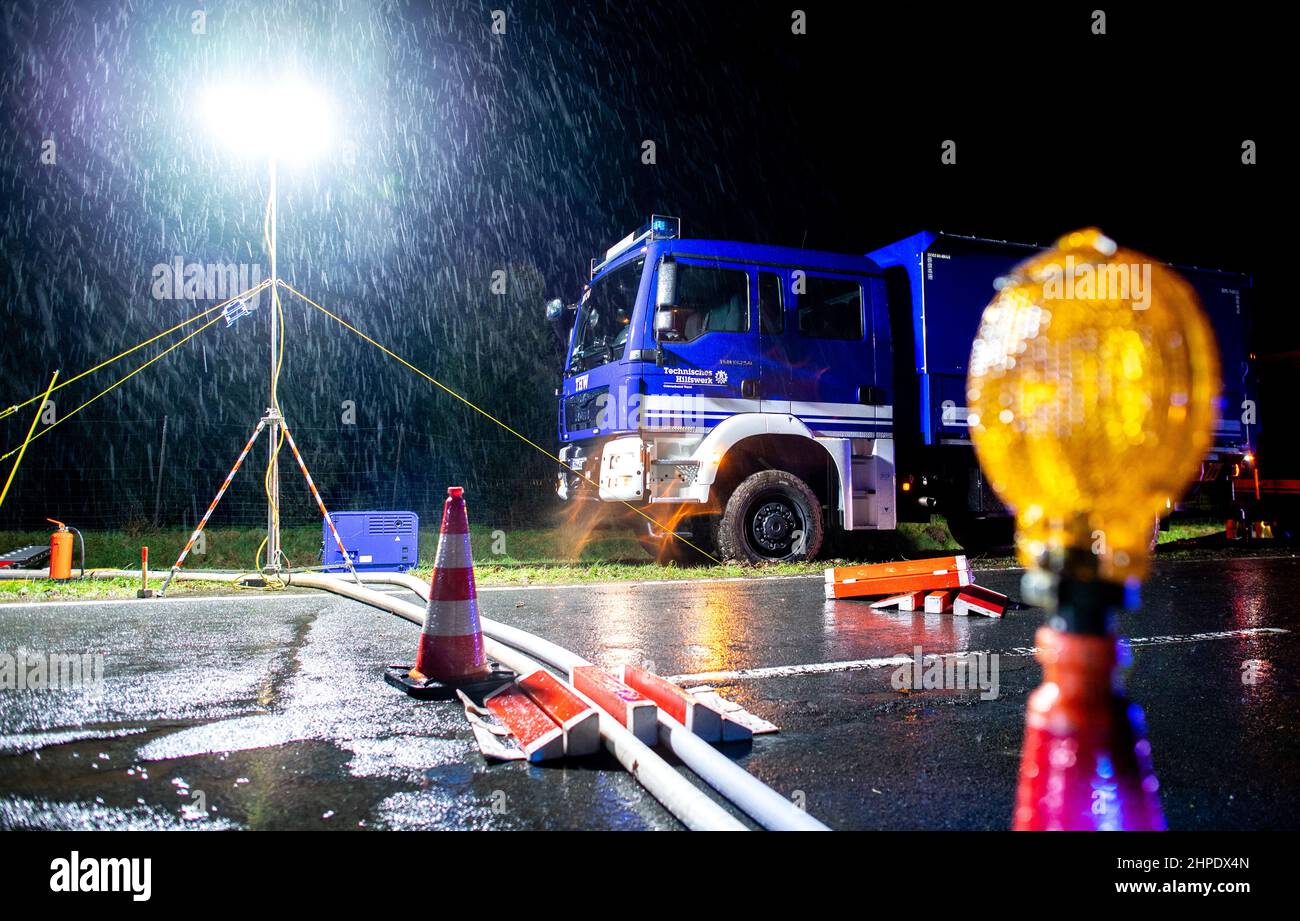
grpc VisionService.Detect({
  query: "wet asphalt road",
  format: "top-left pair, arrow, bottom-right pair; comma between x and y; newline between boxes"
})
1,555 -> 1297,830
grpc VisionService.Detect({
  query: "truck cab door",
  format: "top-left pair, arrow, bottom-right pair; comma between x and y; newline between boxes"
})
783,272 -> 887,438
643,256 -> 759,431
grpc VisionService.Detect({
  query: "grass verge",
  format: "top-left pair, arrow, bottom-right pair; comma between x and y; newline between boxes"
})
0,517 -> 1236,602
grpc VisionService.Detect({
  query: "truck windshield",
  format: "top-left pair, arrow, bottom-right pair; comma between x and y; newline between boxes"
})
569,256 -> 644,373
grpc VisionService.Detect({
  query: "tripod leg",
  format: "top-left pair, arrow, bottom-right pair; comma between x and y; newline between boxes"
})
278,421 -> 363,585
159,418 -> 268,595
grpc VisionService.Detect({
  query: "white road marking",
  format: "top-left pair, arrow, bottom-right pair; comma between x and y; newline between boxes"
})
665,627 -> 1292,684
466,552 -> 1300,592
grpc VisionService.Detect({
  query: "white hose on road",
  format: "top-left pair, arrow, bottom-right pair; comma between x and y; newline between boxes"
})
1,566 -> 825,830
279,572 -> 745,831
357,571 -> 830,831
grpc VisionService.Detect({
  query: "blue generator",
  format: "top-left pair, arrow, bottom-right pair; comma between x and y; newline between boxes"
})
322,511 -> 420,572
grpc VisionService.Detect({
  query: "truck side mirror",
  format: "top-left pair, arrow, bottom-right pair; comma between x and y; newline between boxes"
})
546,297 -> 575,333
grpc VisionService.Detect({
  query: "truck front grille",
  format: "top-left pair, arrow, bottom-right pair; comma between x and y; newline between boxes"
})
565,385 -> 609,431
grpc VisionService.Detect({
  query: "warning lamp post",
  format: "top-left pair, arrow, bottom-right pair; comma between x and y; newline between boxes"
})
192,80 -> 335,577
265,153 -> 282,570
156,80 -> 360,591
966,229 -> 1221,830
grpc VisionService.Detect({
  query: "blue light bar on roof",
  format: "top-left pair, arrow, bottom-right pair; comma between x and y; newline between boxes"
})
591,214 -> 682,277
649,214 -> 680,238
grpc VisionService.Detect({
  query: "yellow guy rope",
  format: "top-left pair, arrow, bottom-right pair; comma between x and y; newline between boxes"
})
276,280 -> 723,565
0,280 -> 269,421
0,312 -> 226,463
0,370 -> 58,512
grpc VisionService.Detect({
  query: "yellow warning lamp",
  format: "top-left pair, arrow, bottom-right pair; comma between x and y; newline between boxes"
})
966,228 -> 1220,585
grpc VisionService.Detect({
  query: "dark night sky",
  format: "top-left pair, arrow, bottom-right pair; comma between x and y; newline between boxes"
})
0,1 -> 1288,530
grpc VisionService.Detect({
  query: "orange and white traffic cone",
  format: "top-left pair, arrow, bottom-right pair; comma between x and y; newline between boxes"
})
385,486 -> 513,701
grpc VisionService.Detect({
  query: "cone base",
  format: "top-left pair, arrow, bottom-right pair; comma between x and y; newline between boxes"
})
383,663 -> 515,703
413,630 -> 488,684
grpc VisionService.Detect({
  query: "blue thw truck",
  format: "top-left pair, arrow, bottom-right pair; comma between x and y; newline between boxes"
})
548,217 -> 1256,562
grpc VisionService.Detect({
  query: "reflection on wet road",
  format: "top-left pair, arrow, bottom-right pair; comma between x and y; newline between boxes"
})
1,556 -> 1296,829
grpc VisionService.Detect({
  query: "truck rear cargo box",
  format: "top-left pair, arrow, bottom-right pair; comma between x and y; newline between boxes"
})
868,231 -> 1255,455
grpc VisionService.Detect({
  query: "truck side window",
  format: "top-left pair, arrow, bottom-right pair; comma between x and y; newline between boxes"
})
797,276 -> 863,340
759,271 -> 784,335
676,263 -> 750,339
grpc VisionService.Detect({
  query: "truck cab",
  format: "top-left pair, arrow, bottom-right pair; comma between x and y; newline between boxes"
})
549,219 -> 1257,563
551,216 -> 897,562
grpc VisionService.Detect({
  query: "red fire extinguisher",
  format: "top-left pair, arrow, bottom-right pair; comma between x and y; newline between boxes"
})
47,519 -> 83,582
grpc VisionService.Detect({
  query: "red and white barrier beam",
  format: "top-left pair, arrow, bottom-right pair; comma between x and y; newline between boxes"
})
924,590 -> 955,614
953,585 -> 1009,618
620,664 -> 723,742
517,669 -> 601,756
570,665 -> 658,745
484,683 -> 565,762
825,555 -> 971,600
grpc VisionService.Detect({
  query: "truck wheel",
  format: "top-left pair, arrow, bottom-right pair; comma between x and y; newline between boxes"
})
716,470 -> 823,563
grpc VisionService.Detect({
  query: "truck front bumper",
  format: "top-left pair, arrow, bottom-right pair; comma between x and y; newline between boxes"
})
557,433 -> 713,505
556,442 -> 597,501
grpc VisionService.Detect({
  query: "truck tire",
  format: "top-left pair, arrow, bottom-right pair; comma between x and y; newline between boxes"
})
716,470 -> 823,563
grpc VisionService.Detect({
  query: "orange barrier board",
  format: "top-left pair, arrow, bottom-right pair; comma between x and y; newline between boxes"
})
825,564 -> 971,600
517,669 -> 601,756
570,665 -> 658,745
484,684 -> 564,762
620,664 -> 722,742
827,555 -> 968,584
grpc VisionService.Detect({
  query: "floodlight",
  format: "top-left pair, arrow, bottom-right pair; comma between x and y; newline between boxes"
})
201,79 -> 333,163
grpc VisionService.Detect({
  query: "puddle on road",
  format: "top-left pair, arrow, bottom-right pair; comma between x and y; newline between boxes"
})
0,732 -> 541,831
0,717 -> 673,830
0,603 -> 681,830
0,730 -> 410,829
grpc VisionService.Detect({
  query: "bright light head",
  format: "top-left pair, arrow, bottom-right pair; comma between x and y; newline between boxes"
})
202,79 -> 333,163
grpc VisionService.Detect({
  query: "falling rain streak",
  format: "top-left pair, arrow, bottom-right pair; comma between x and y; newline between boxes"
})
0,0 -> 778,532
